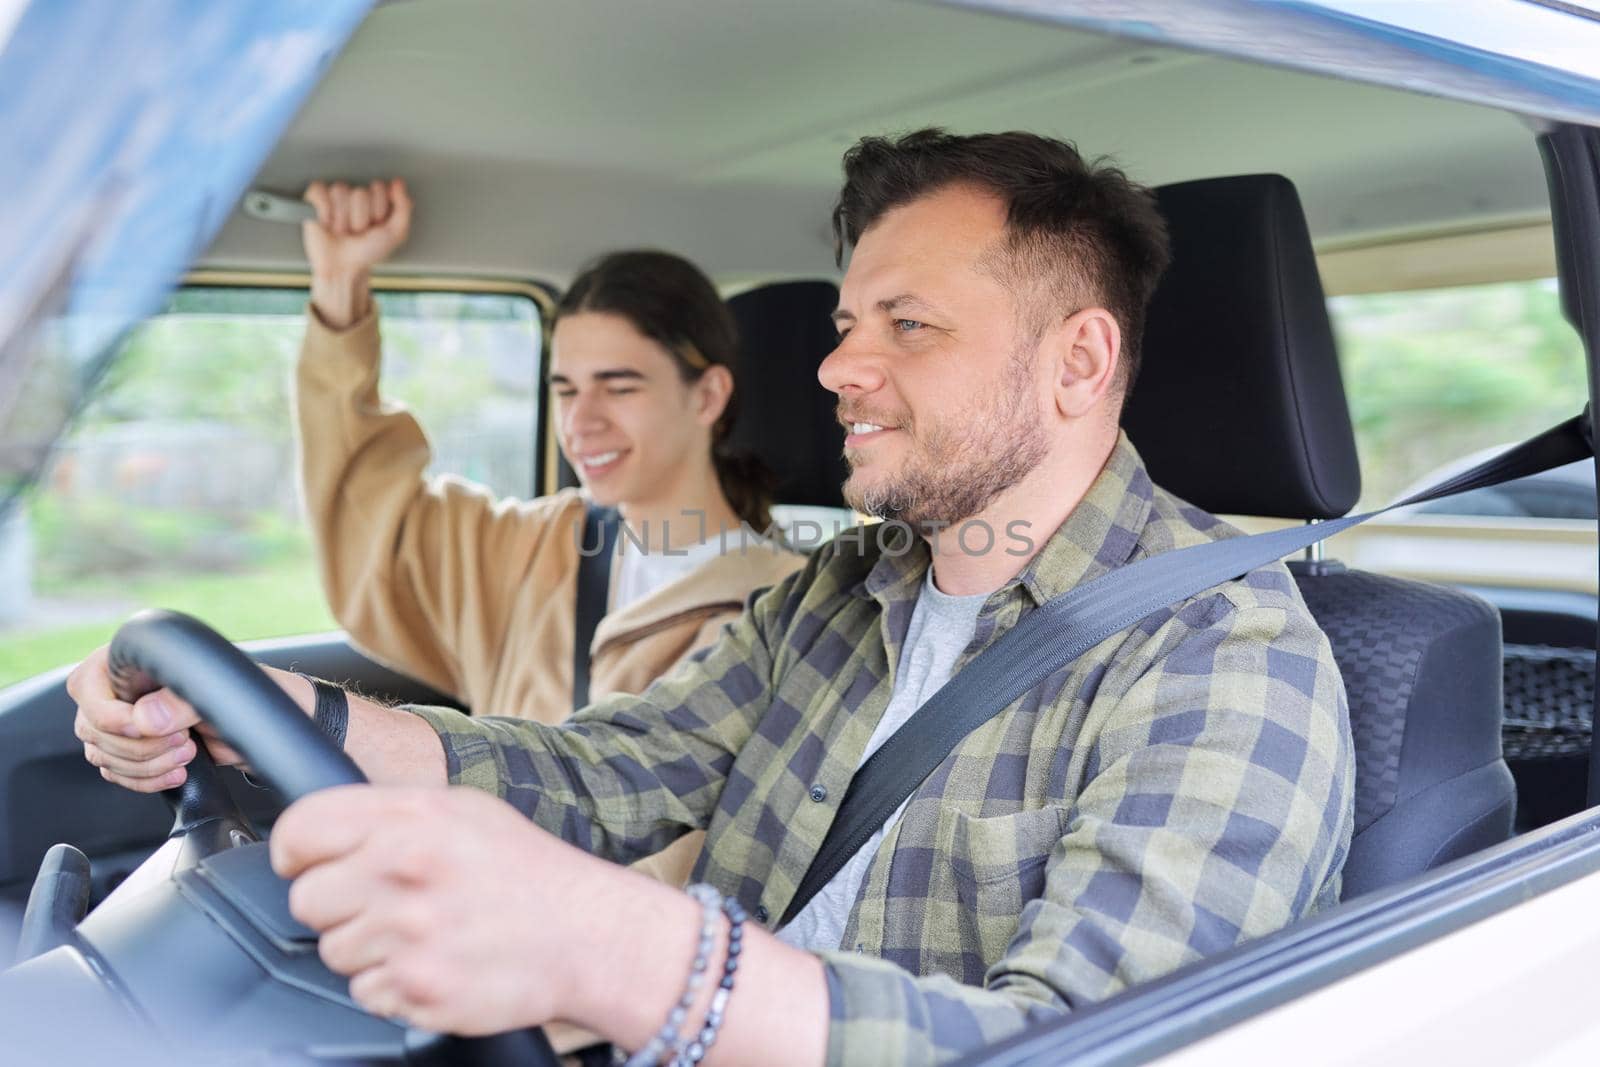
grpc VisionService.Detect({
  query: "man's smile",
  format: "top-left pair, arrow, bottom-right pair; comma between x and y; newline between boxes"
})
844,423 -> 899,447
573,448 -> 629,476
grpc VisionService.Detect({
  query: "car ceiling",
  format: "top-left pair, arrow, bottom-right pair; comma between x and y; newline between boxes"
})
202,0 -> 1551,287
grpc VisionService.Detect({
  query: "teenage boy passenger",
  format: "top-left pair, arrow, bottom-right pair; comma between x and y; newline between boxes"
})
70,130 -> 1353,1066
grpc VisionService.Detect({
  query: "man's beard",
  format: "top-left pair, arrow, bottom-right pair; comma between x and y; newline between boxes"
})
842,346 -> 1049,528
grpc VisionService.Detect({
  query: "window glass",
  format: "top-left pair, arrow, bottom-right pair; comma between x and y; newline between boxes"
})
1328,278 -> 1589,514
0,285 -> 542,688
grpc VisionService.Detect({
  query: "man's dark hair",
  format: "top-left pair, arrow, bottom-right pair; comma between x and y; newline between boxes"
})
831,128 -> 1171,394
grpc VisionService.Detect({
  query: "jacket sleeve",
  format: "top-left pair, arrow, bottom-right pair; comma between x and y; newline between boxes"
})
816,593 -> 1354,1065
295,305 -> 568,701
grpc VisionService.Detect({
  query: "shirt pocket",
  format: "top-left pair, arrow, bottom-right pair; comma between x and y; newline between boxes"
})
946,805 -> 1069,917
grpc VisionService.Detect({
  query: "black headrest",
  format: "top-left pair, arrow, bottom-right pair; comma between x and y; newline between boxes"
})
1122,174 -> 1361,520
726,280 -> 846,509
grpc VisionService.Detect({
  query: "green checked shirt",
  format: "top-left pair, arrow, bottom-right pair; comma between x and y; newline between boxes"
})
408,432 -> 1355,1065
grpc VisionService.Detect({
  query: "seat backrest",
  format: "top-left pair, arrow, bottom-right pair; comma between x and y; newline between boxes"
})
725,280 -> 846,509
1292,566 -> 1509,896
1126,174 -> 1514,899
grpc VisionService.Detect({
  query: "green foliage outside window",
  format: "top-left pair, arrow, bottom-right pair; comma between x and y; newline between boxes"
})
0,288 -> 541,689
1329,278 -> 1586,508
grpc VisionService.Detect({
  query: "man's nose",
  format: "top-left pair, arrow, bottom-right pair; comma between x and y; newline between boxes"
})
563,388 -> 610,436
818,333 -> 886,397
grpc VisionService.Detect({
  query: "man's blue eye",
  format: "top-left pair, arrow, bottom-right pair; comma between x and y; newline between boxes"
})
607,387 -> 640,396
893,319 -> 923,332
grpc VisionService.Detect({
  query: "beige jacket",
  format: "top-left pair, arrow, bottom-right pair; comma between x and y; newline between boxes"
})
295,307 -> 805,885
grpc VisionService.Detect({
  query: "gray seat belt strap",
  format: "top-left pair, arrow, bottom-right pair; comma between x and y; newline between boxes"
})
780,411 -> 1593,925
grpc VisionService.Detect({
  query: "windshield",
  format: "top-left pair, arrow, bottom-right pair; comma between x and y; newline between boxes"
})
0,0 -> 370,518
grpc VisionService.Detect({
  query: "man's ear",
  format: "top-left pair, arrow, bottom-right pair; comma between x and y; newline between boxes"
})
1045,308 -> 1121,420
695,365 -> 735,426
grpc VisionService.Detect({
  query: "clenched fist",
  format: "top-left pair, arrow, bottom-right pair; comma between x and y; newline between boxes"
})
272,785 -> 618,1035
66,644 -> 313,793
302,178 -> 413,329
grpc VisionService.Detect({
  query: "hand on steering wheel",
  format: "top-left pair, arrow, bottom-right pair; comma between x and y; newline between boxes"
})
46,610 -> 562,1065
76,610 -> 366,862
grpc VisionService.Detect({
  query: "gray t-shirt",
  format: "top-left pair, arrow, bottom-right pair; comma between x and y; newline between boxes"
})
777,565 -> 988,952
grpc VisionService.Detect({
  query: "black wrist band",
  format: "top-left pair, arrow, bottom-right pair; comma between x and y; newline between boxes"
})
302,675 -> 350,750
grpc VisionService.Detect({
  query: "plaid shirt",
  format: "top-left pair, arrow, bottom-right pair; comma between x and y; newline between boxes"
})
409,433 -> 1354,1065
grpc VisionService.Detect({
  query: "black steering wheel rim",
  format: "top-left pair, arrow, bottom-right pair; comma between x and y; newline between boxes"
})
107,608 -> 366,806
86,611 -> 564,1065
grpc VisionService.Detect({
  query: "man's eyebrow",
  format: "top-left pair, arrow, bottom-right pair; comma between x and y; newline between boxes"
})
830,294 -> 942,328
546,368 -> 649,385
878,293 -> 940,317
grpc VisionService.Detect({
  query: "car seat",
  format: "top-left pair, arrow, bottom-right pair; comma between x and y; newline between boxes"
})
1124,174 -> 1516,899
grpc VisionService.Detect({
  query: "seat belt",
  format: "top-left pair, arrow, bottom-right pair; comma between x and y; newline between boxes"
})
572,504 -> 620,711
781,411 -> 1594,925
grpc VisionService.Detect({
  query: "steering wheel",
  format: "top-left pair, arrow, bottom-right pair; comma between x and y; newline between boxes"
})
110,608 -> 366,803
4,609 -> 562,1066
107,608 -> 366,865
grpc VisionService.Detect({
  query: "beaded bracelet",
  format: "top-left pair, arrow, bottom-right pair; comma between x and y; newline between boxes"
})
673,896 -> 746,1067
615,883 -> 724,1067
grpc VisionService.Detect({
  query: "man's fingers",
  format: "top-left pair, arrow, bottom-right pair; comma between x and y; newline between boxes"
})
74,693 -> 140,742
328,182 -> 350,236
348,965 -> 409,1021
66,646 -> 144,740
348,185 -> 372,232
303,181 -> 331,228
299,176 -> 407,246
129,689 -> 201,738
80,718 -> 189,761
64,645 -> 113,704
385,178 -> 412,238
271,785 -> 409,879
369,179 -> 390,225
97,762 -> 187,793
65,644 -> 237,796
314,907 -> 416,976
286,849 -> 382,932
84,736 -> 195,781
65,646 -> 164,739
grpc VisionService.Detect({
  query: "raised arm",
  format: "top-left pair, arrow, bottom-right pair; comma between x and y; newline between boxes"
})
296,179 -> 566,702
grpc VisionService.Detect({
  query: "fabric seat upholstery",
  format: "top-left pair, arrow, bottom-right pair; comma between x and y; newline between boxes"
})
1125,174 -> 1515,899
725,280 -> 846,509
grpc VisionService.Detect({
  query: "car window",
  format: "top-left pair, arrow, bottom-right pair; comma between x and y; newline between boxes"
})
0,284 -> 544,689
1328,277 -> 1590,514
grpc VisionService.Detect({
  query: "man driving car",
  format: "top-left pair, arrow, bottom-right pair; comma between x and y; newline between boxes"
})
69,129 -> 1355,1066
